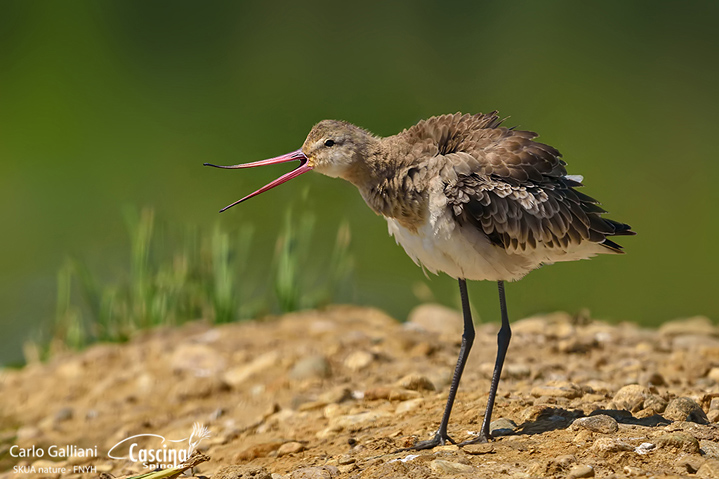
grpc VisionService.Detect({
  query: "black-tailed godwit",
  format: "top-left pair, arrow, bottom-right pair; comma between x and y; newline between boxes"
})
205,112 -> 634,449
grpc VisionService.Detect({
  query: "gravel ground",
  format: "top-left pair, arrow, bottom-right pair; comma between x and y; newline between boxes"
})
1,305 -> 719,478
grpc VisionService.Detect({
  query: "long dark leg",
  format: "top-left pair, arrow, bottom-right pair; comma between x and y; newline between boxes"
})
402,278 -> 475,450
462,280 -> 512,444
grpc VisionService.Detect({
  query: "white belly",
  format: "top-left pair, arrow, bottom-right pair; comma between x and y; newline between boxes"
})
387,214 -> 536,282
385,183 -> 606,282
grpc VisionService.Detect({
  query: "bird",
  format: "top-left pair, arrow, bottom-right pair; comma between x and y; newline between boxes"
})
204,111 -> 634,449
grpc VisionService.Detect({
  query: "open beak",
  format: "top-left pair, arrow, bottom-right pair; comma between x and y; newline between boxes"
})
204,149 -> 311,212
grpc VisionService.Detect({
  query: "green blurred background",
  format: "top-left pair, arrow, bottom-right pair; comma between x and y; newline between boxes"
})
1,1 -> 717,365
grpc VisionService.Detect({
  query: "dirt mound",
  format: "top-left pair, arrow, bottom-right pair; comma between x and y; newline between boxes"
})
2,306 -> 719,478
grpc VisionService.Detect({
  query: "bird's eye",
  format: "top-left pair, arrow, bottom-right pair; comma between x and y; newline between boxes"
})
324,139 -> 335,147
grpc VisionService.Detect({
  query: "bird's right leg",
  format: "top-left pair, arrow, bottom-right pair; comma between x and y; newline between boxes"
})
398,278 -> 475,451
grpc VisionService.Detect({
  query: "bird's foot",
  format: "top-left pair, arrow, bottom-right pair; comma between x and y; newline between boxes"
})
394,431 -> 456,452
459,432 -> 491,446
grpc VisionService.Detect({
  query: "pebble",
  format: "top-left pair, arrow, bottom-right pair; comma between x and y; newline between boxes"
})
504,363 -> 531,379
655,432 -> 700,453
658,315 -> 716,336
235,441 -> 284,460
289,355 -> 332,380
567,464 -> 595,478
54,407 -> 73,422
697,459 -> 719,478
490,417 -> 518,436
701,439 -> 719,459
643,394 -> 668,414
171,343 -> 226,375
663,397 -> 709,424
337,454 -> 355,465
344,351 -> 374,371
329,410 -> 392,429
397,374 -> 435,391
678,455 -> 705,474
223,351 -> 280,387
530,384 -> 582,399
463,443 -> 494,454
673,334 -> 719,350
406,304 -> 463,338
429,459 -> 474,474
214,465 -> 272,479
364,387 -> 420,401
289,466 -> 339,479
612,384 -> 650,412
571,415 -> 619,434
318,387 -> 352,404
590,437 -> 634,454
395,398 -> 425,415
277,441 -> 306,456
634,443 -> 656,454
623,465 -> 646,475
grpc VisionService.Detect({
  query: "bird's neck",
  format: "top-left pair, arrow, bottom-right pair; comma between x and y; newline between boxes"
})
346,137 -> 428,232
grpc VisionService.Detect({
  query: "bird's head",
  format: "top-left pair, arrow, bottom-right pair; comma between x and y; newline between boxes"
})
301,120 -> 374,180
205,119 -> 375,212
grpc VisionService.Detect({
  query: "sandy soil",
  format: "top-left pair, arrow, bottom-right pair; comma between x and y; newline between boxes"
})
1,305 -> 719,479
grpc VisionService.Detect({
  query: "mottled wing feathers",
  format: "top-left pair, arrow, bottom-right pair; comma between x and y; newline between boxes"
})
407,112 -> 634,254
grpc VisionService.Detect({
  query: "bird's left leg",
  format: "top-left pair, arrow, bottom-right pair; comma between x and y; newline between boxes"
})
461,280 -> 512,445
397,278 -> 475,451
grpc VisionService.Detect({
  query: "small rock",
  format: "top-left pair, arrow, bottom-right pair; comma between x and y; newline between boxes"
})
623,465 -> 646,475
659,316 -> 716,336
329,410 -> 392,429
463,443 -> 494,454
590,437 -> 634,454
531,384 -> 582,399
337,454 -> 355,465
214,465 -> 272,479
656,432 -> 700,453
171,343 -> 226,375
395,398 -> 425,415
397,374 -> 435,391
235,441 -> 284,461
344,351 -> 374,371
701,439 -> 719,459
407,304 -> 463,338
289,355 -> 332,380
567,464 -> 595,478
289,466 -> 339,479
490,417 -> 518,436
710,409 -> 719,423
697,459 -> 719,478
429,459 -> 474,474
224,351 -> 280,387
678,455 -> 705,474
277,441 -> 306,456
337,464 -> 356,474
664,397 -> 709,424
318,387 -> 352,404
634,443 -> 656,454
673,334 -> 719,350
643,372 -> 667,386
520,405 -> 558,422
505,363 -> 531,379
613,384 -> 650,412
364,387 -> 420,401
643,394 -> 668,414
54,407 -> 74,422
571,415 -> 618,434
16,426 -> 42,440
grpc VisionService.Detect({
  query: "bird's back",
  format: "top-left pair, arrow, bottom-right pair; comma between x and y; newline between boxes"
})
377,112 -> 634,281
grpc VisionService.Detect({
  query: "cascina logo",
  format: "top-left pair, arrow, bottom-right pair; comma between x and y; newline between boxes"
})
108,422 -> 210,469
